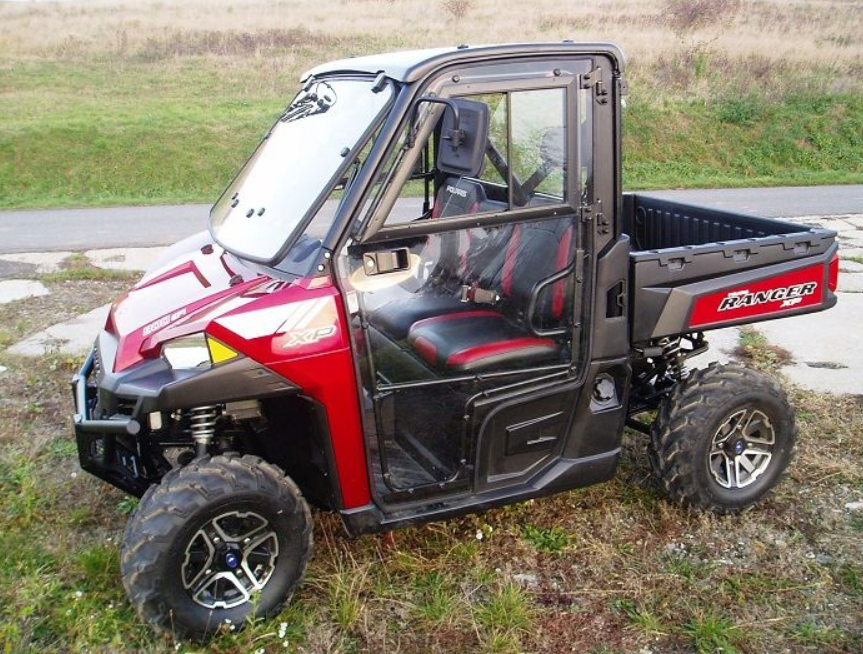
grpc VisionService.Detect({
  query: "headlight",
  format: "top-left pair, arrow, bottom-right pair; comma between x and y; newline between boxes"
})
161,334 -> 211,369
161,333 -> 240,370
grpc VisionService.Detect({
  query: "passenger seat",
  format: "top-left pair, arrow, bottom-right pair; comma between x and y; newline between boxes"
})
368,177 -> 507,341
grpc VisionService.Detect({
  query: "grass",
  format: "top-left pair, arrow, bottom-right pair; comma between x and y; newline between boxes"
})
521,524 -> 571,553
734,327 -> 793,370
1,274 -> 860,653
683,613 -> 743,654
1,0 -> 862,209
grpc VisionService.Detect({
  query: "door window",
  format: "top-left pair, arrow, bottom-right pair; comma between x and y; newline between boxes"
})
377,86 -> 568,229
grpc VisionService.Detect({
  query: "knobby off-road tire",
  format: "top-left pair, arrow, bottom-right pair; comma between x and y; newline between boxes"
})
120,454 -> 313,641
650,362 -> 796,513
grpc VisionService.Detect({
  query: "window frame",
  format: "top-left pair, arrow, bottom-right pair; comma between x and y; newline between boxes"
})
358,61 -> 586,244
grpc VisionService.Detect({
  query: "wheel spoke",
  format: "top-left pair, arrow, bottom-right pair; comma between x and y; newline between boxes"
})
240,532 -> 279,589
182,530 -> 216,590
738,455 -> 756,474
192,571 -> 250,609
743,411 -> 775,442
213,511 -> 268,544
724,456 -> 735,487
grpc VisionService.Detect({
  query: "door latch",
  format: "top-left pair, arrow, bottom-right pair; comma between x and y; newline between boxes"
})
363,248 -> 410,275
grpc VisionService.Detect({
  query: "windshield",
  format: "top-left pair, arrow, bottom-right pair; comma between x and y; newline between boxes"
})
210,77 -> 394,262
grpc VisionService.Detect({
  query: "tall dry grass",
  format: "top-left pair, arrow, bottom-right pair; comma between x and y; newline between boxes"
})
0,0 -> 861,97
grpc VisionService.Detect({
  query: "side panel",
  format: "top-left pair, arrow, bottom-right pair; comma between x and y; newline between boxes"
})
208,282 -> 371,509
634,245 -> 838,341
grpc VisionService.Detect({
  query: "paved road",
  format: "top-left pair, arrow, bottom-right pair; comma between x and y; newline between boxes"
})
0,185 -> 861,253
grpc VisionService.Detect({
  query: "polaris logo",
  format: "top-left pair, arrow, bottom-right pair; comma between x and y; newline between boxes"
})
142,309 -> 187,336
446,185 -> 467,198
717,282 -> 818,312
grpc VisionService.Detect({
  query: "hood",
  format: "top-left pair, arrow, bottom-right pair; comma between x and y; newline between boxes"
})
108,231 -> 275,372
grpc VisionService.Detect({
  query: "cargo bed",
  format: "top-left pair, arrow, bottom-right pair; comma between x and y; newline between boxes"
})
623,194 -> 839,343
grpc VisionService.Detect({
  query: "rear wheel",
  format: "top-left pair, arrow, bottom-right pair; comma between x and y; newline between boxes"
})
120,454 -> 312,641
650,362 -> 796,513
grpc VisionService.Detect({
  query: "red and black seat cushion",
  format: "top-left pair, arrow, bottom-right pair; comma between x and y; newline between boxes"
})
407,310 -> 559,373
368,178 -> 504,341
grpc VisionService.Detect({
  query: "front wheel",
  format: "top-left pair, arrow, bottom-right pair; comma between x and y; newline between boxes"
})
650,362 -> 796,513
120,454 -> 313,641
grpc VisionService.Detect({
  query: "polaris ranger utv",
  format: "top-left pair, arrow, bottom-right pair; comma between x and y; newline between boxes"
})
71,42 -> 839,640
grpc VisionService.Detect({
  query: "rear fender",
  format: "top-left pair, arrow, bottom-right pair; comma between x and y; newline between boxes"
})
634,242 -> 838,341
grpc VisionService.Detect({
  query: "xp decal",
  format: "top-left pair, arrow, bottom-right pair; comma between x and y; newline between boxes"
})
690,263 -> 825,328
284,325 -> 337,347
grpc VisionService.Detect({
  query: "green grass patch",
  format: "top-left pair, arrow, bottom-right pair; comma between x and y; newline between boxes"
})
521,524 -> 571,553
1,56 -> 862,209
683,612 -> 743,654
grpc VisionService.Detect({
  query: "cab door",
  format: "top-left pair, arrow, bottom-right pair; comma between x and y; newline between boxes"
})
339,59 -> 598,502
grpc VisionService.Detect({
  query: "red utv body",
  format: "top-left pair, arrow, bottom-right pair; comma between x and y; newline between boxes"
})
71,42 -> 838,639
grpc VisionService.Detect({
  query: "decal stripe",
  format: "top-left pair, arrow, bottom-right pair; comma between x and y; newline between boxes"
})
690,263 -> 825,328
280,297 -> 328,334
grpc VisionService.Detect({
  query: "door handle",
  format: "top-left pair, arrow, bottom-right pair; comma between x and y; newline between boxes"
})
363,248 -> 410,275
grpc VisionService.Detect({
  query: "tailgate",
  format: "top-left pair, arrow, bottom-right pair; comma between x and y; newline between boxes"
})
628,197 -> 839,344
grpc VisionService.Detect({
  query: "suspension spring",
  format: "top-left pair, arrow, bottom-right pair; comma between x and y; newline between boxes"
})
659,337 -> 687,381
189,405 -> 220,455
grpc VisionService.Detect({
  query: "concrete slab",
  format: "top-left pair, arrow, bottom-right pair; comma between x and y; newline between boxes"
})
817,218 -> 858,233
689,327 -> 742,367
839,260 -> 863,273
838,273 -> 863,293
0,279 -> 50,305
0,259 -> 38,279
838,232 -> 863,246
0,251 -> 72,274
85,247 -> 166,272
755,293 -> 863,395
8,304 -> 109,357
840,248 -> 863,260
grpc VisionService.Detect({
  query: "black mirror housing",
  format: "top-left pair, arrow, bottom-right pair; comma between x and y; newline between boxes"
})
437,98 -> 489,178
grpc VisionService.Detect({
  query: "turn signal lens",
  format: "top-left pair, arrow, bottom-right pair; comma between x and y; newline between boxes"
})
206,336 -> 239,364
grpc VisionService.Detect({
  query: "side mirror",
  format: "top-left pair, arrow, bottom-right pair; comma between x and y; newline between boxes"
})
410,97 -> 489,178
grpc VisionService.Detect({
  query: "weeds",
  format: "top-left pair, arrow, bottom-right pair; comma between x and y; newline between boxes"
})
836,562 -> 863,597
683,612 -> 743,654
473,583 -> 532,649
661,0 -> 741,32
440,0 -> 473,20
615,599 -> 669,636
521,524 -> 571,553
734,327 -> 793,370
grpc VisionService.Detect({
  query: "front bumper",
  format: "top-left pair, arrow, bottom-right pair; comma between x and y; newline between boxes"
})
72,333 -> 300,496
72,347 -> 151,496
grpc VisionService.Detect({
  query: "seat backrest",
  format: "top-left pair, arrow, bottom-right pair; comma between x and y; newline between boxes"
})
432,177 -> 487,219
479,218 -> 574,325
422,178 -> 487,283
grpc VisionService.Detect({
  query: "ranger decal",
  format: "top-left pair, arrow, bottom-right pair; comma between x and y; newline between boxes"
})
717,282 -> 818,312
690,263 -> 825,328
